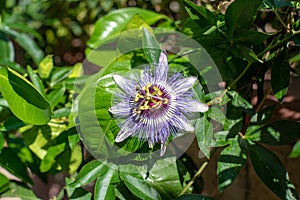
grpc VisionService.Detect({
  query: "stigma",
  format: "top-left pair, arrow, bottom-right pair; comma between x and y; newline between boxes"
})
134,83 -> 168,114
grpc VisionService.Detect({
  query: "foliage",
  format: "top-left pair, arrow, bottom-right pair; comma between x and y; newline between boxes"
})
0,0 -> 300,199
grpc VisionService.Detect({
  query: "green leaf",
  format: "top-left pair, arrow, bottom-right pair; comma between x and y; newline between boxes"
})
142,27 -> 161,64
66,178 -> 92,200
0,148 -> 32,184
145,157 -> 184,199
0,60 -> 25,74
0,67 -> 52,125
38,55 -> 54,79
183,0 -> 216,30
27,65 -> 45,95
69,63 -> 83,78
245,120 -> 300,145
68,127 -> 80,151
233,29 -> 272,46
68,160 -> 105,188
212,131 -> 231,147
87,7 -> 171,49
53,107 -> 71,118
0,133 -> 4,152
39,143 -> 66,172
271,50 -> 290,102
227,91 -> 254,115
1,182 -> 39,200
116,14 -> 149,54
225,0 -> 263,38
120,173 -> 162,200
289,141 -> 300,158
22,125 -> 51,159
50,67 -> 72,87
247,143 -> 298,200
0,31 -> 14,62
195,114 -> 213,158
289,54 -> 300,62
47,86 -> 66,108
4,116 -> 24,131
0,173 -> 9,194
3,22 -> 43,41
230,44 -> 262,63
1,26 -> 44,65
67,144 -> 82,174
207,107 -> 226,124
217,138 -> 246,191
94,166 -> 117,200
177,194 -> 214,200
250,105 -> 275,125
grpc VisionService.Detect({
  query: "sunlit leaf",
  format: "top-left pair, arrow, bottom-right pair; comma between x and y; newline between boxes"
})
1,182 -> 39,200
120,173 -> 162,200
0,67 -> 52,125
142,27 -> 161,65
39,143 -> 66,172
87,7 -> 171,49
94,166 -> 117,200
38,55 -> 54,79
0,173 -> 9,194
289,141 -> 300,158
68,160 -> 105,188
217,137 -> 246,191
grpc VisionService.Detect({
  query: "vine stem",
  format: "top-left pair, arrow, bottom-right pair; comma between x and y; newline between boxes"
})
274,10 -> 290,31
177,161 -> 208,197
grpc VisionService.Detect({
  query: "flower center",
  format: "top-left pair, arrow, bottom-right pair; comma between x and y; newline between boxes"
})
133,83 -> 169,114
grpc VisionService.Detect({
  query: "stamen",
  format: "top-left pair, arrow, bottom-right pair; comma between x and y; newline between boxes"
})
135,83 -> 169,113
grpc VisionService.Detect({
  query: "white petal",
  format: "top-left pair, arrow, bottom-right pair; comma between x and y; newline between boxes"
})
160,144 -> 166,156
155,50 -> 168,82
172,115 -> 195,132
109,101 -> 130,116
112,74 -> 135,95
115,127 -> 133,142
173,77 -> 197,94
188,100 -> 209,113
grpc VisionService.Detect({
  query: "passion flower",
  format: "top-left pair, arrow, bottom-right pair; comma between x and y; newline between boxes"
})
109,51 -> 208,155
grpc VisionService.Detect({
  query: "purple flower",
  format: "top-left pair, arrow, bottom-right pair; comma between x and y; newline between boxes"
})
109,51 -> 208,156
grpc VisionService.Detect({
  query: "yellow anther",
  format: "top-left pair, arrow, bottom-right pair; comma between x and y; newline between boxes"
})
151,101 -> 162,108
153,86 -> 162,96
134,83 -> 168,113
140,105 -> 150,110
145,83 -> 152,94
134,108 -> 141,114
135,93 -> 144,102
146,95 -> 151,101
